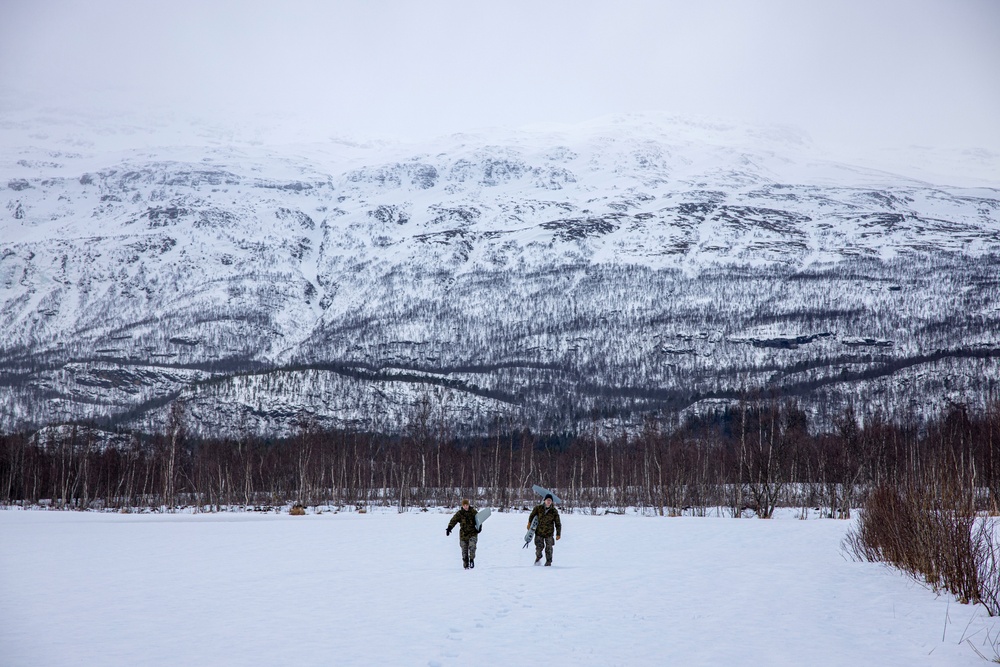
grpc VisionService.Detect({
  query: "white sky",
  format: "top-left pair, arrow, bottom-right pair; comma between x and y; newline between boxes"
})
1,0 -> 998,155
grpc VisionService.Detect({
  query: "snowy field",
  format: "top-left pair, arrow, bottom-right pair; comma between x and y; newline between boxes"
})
2,508 -> 999,666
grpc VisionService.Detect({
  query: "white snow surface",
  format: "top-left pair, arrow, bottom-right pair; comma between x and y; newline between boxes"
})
2,508 -> 998,666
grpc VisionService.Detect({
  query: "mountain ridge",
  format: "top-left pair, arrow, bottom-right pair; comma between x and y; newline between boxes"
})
2,113 -> 999,436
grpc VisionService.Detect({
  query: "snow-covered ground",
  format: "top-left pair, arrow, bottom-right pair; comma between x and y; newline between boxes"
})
1,508 -> 997,666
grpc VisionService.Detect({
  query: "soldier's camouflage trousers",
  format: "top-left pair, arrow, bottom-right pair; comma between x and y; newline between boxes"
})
534,534 -> 554,564
461,534 -> 478,565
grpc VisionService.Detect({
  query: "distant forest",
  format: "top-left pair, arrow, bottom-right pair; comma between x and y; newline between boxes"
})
4,254 -> 1000,438
2,395 -> 999,518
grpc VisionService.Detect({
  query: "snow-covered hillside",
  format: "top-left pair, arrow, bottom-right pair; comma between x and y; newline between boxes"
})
2,112 -> 999,435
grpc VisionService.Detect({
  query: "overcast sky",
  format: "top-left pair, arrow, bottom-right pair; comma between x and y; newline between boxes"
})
2,0 -> 998,154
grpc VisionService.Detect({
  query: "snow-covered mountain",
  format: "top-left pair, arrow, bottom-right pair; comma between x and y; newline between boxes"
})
2,112 -> 999,435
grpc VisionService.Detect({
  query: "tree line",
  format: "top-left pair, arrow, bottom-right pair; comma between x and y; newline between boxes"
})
3,396 -> 1000,517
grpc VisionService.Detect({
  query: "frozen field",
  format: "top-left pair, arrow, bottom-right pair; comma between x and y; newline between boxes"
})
2,508 -> 998,666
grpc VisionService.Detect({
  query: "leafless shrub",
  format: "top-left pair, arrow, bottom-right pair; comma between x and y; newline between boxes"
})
845,472 -> 1000,615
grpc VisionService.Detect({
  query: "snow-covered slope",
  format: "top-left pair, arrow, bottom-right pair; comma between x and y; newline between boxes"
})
2,112 -> 999,435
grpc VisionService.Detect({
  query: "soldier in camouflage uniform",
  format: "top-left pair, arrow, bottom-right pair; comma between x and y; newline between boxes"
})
446,499 -> 482,569
528,494 -> 562,566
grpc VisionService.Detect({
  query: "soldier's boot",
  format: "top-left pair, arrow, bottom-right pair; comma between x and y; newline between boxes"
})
469,559 -> 475,569
463,558 -> 469,569
534,557 -> 542,565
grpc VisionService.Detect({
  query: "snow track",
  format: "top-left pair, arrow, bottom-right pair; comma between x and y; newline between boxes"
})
1,509 -> 997,666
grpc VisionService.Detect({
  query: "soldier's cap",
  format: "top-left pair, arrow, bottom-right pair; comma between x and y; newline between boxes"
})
544,494 -> 553,500
461,499 -> 470,506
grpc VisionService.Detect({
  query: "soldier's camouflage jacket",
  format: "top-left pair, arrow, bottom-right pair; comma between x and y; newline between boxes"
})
447,506 -> 480,540
528,503 -> 562,538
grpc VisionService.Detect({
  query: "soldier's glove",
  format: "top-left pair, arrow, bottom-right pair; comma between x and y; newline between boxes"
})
556,535 -> 561,540
526,524 -> 531,530
477,526 -> 482,534
446,528 -> 452,536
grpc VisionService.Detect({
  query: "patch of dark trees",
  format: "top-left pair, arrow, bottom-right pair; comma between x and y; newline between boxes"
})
4,397 -> 1000,520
